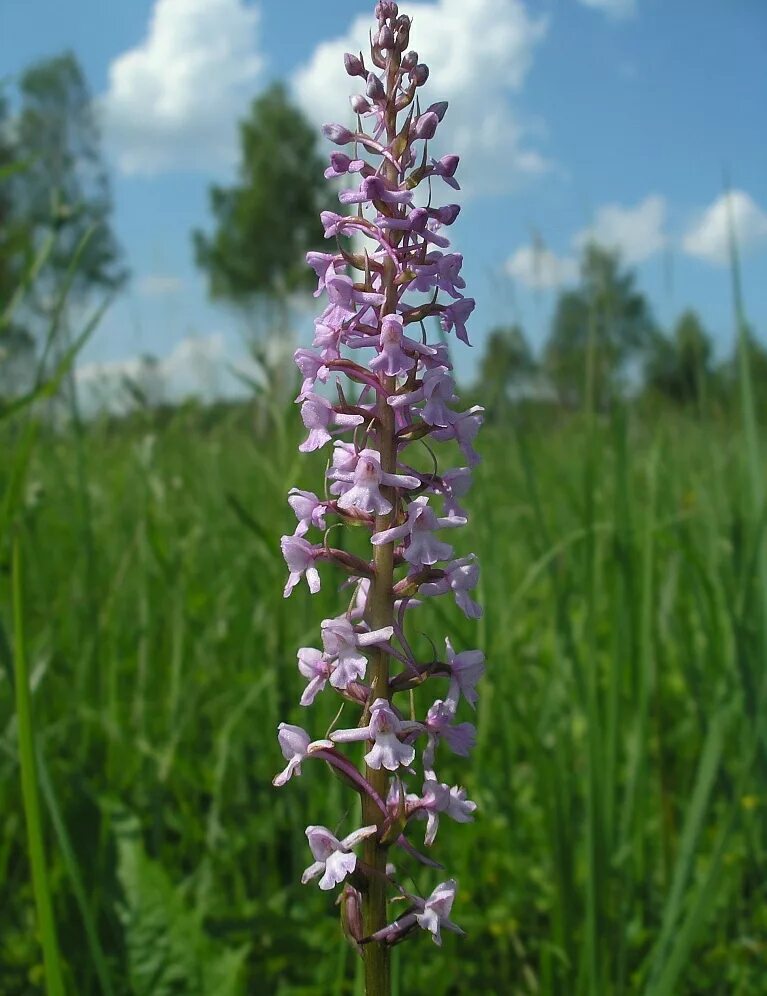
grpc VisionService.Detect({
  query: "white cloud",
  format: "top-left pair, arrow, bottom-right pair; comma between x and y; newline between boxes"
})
578,0 -> 637,19
293,0 -> 550,197
575,195 -> 667,265
103,0 -> 263,175
76,334 -> 230,410
506,245 -> 578,289
682,190 -> 767,266
137,275 -> 184,297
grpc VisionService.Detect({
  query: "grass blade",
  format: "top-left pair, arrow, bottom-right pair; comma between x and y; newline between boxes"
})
12,538 -> 66,996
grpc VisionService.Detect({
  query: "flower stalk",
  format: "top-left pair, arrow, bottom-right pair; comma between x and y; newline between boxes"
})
274,3 -> 484,994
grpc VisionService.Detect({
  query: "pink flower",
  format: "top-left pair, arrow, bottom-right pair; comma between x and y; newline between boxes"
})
299,394 -> 364,453
432,406 -> 484,466
288,489 -> 327,536
302,825 -> 378,890
440,297 -> 475,345
423,698 -> 476,768
331,698 -> 424,770
421,554 -> 482,619
367,880 -> 464,946
272,723 -> 333,787
335,448 -> 420,516
372,496 -> 465,566
281,535 -> 321,597
321,616 -> 394,689
297,647 -> 333,706
445,638 -> 485,709
409,775 -> 477,845
415,880 -> 464,945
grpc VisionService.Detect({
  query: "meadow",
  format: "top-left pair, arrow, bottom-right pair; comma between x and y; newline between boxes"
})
2,379 -> 766,995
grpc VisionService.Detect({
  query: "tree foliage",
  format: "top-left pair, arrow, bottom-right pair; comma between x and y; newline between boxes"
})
645,309 -> 714,406
193,83 -> 333,313
544,243 -> 656,410
11,52 -> 126,318
476,324 -> 537,418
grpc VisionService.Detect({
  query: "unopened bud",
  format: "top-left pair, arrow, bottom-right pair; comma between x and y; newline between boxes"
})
427,101 -> 449,122
410,63 -> 429,86
395,15 -> 411,49
401,50 -> 418,71
438,154 -> 460,177
344,52 -> 365,77
338,885 -> 364,956
377,25 -> 394,50
412,111 -> 439,141
434,204 -> 461,226
351,94 -> 371,114
366,74 -> 385,101
322,123 -> 355,145
375,1 -> 398,21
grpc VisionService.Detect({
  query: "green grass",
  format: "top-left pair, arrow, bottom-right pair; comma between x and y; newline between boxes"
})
1,396 -> 766,994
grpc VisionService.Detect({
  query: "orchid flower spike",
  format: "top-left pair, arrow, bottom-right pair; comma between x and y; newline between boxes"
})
273,1 -> 483,981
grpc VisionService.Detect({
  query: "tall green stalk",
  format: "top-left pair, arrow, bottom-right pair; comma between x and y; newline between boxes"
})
12,538 -> 66,996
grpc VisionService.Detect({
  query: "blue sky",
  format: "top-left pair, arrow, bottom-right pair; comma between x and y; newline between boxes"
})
2,0 -> 766,395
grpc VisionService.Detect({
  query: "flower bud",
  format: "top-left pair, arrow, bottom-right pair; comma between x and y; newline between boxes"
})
344,52 -> 365,77
376,1 -> 398,21
351,94 -> 371,115
434,204 -> 461,226
412,111 -> 439,141
437,154 -> 460,178
322,123 -> 355,145
427,101 -> 449,122
401,50 -> 418,71
338,885 -> 364,955
366,74 -> 385,102
395,15 -> 411,50
410,63 -> 430,86
377,25 -> 394,50
328,152 -> 352,174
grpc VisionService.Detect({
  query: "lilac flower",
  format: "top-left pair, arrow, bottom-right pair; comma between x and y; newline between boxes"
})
369,314 -> 415,376
302,825 -> 378,890
368,880 -> 464,946
415,880 -> 464,944
298,394 -> 364,453
294,348 -> 329,400
440,297 -> 476,345
372,496 -> 465,566
272,723 -> 333,786
433,467 -> 473,518
432,406 -> 484,466
423,698 -> 476,768
408,775 -> 477,845
321,616 -> 394,689
389,367 -> 458,427
332,698 -> 423,770
288,489 -> 327,536
445,638 -> 485,709
281,535 -> 321,597
297,647 -> 332,705
335,448 -> 420,516
421,554 -> 482,619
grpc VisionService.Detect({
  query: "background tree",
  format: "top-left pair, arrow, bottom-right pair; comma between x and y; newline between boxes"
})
11,52 -> 126,330
644,309 -> 713,407
194,83 -> 334,338
476,323 -> 537,419
0,90 -> 36,399
544,243 -> 655,410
